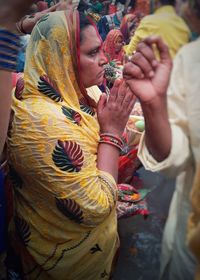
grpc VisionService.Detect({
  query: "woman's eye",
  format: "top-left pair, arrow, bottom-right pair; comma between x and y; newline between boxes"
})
89,49 -> 99,56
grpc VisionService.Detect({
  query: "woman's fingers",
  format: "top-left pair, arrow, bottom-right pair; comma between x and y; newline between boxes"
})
121,86 -> 137,114
127,92 -> 137,114
97,92 -> 107,114
109,79 -> 122,102
116,81 -> 128,105
121,86 -> 135,107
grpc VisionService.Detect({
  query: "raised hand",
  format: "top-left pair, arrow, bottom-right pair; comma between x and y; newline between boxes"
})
123,36 -> 172,105
97,80 -> 136,136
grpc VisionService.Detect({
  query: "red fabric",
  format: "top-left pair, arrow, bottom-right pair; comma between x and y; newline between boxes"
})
103,29 -> 124,64
118,148 -> 141,184
12,73 -> 23,88
120,13 -> 144,43
109,4 -> 117,14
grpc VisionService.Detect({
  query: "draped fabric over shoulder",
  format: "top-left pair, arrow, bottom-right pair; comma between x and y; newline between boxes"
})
7,10 -> 118,280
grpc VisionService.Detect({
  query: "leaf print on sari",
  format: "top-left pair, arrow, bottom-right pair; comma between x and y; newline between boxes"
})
80,104 -> 95,116
15,216 -> 31,246
90,244 -> 102,254
55,198 -> 84,223
101,270 -> 109,278
14,77 -> 24,100
62,106 -> 82,126
52,140 -> 84,172
38,75 -> 63,102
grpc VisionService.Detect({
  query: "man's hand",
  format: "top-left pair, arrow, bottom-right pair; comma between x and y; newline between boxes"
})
123,36 -> 173,106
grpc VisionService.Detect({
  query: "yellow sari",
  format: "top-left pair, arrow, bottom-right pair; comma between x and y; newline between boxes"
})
7,11 -> 118,280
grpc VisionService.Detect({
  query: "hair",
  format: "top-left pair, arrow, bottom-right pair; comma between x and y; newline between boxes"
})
79,12 -> 93,43
160,0 -> 176,6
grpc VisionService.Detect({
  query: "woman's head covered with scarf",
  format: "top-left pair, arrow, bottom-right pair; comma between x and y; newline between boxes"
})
120,13 -> 142,44
103,29 -> 124,64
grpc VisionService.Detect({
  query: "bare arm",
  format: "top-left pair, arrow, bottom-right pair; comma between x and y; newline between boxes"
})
97,80 -> 136,181
124,36 -> 173,161
141,96 -> 171,161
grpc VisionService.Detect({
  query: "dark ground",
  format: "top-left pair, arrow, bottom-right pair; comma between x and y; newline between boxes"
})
113,167 -> 175,280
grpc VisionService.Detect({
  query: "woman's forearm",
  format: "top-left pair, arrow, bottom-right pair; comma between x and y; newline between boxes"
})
97,143 -> 120,182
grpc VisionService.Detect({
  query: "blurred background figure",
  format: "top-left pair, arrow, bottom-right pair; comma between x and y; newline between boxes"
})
125,0 -> 191,58
103,29 -> 125,64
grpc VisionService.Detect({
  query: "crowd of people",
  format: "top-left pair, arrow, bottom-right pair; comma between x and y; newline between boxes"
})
0,0 -> 199,279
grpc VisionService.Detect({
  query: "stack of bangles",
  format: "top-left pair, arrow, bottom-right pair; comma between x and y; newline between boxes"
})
0,28 -> 21,72
99,133 -> 124,152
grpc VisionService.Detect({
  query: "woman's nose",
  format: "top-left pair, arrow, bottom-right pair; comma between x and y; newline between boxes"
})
100,50 -> 108,65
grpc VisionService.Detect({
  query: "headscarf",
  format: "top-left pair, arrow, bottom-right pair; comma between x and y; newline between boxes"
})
103,29 -> 124,64
7,10 -> 118,279
120,13 -> 140,44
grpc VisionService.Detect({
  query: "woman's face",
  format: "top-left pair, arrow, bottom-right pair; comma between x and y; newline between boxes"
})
115,36 -> 124,53
80,25 -> 108,88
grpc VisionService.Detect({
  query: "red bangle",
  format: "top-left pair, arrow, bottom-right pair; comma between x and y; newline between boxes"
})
99,133 -> 124,152
100,133 -> 123,145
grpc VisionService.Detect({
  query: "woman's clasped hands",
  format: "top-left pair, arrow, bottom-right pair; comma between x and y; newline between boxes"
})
97,79 -> 137,137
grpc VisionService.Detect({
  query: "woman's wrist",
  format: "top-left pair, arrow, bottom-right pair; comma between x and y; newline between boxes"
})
99,132 -> 124,152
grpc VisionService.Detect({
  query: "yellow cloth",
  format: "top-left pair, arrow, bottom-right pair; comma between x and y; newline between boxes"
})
138,38 -> 200,279
188,162 -> 200,280
125,5 -> 191,58
8,11 -> 118,279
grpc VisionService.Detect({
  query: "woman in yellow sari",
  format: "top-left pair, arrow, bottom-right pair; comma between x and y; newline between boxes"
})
7,9 -> 136,280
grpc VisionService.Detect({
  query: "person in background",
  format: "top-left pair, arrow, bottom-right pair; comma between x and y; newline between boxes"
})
103,29 -> 125,64
90,0 -> 104,14
123,0 -> 200,278
120,12 -> 144,55
120,13 -> 142,45
125,0 -> 191,58
97,10 -> 124,40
